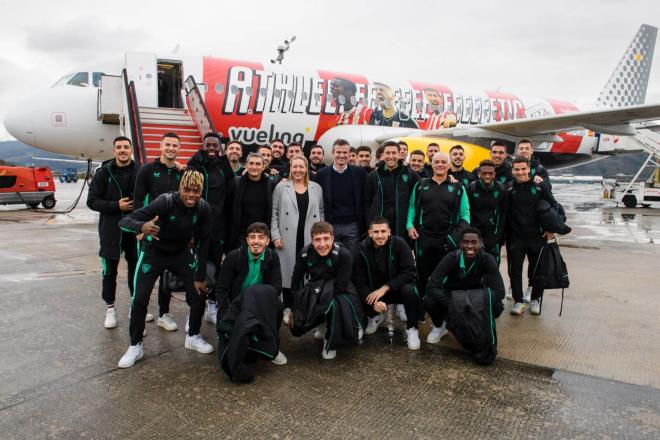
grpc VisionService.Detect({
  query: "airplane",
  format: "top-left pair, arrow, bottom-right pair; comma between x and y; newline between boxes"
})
4,24 -> 660,172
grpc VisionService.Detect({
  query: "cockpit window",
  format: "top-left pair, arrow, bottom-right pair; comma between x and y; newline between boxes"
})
52,73 -> 74,87
92,72 -> 105,87
67,72 -> 89,87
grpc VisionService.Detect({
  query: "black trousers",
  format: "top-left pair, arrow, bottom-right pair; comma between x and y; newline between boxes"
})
101,236 -> 137,305
484,242 -> 502,266
364,284 -> 420,329
139,240 -> 173,317
507,236 -> 546,303
206,239 -> 224,303
130,248 -> 206,345
424,288 -> 504,329
414,233 -> 449,296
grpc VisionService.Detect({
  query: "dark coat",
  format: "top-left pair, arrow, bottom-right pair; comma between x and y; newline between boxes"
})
228,174 -> 275,248
446,288 -> 498,365
217,246 -> 282,315
315,165 -> 367,234
86,159 -> 139,259
217,284 -> 283,383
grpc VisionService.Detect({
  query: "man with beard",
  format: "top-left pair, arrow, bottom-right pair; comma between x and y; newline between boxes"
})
331,77 -> 372,125
422,143 -> 440,177
421,88 -> 458,130
225,140 -> 244,176
187,132 -> 235,325
448,145 -> 476,187
258,145 -> 279,178
269,139 -> 288,174
356,146 -> 374,173
309,144 -> 326,172
87,136 -> 139,329
490,141 -> 513,185
408,149 -> 427,177
133,131 -> 184,331
278,142 -> 304,179
369,82 -> 419,129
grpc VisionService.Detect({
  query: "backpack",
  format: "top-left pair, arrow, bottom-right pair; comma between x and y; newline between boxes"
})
531,241 -> 569,316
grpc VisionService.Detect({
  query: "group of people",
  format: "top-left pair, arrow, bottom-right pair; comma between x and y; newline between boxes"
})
87,131 -> 569,378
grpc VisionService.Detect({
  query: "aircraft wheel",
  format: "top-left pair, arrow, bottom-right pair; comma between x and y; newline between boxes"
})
42,195 -> 56,209
622,194 -> 637,208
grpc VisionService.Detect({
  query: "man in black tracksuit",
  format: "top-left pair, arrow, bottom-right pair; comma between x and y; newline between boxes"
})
515,139 -> 551,188
507,156 -> 557,316
228,153 -> 275,250
448,144 -> 476,187
490,141 -> 513,185
187,133 -> 235,325
117,170 -> 213,368
364,141 -> 419,240
133,132 -> 184,327
407,152 -> 470,298
86,136 -> 139,329
466,159 -> 509,265
353,217 -> 420,350
424,227 -> 505,344
217,223 -> 282,319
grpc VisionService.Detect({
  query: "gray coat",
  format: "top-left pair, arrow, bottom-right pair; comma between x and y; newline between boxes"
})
271,180 -> 324,288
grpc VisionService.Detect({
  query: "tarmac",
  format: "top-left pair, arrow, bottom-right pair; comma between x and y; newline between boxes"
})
0,182 -> 659,439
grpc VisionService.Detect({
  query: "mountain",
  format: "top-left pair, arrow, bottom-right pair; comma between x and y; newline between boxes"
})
0,140 -> 88,170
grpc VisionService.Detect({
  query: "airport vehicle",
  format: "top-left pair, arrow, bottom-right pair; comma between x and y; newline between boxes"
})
59,167 -> 78,183
0,166 -> 56,208
3,25 -> 659,171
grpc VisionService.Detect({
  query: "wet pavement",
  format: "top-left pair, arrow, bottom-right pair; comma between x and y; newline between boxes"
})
0,182 -> 659,439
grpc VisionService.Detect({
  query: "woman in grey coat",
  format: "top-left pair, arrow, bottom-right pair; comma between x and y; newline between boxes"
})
271,155 -> 324,317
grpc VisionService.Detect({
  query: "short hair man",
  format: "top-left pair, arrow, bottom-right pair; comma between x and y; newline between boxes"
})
279,143 -> 304,179
448,144 -> 476,186
216,222 -> 285,366
331,77 -> 373,125
424,227 -> 505,352
187,132 -> 236,324
226,140 -> 244,176
315,139 -> 367,256
133,131 -> 184,329
117,170 -> 213,368
349,147 -> 358,166
515,139 -> 550,187
422,143 -> 440,177
356,146 -> 374,173
87,136 -> 139,329
291,222 -> 364,360
421,88 -> 458,130
229,153 -> 275,249
353,217 -> 420,350
369,82 -> 419,129
507,157 -> 559,316
408,149 -> 427,176
466,159 -> 509,265
309,145 -> 326,172
406,151 -> 470,339
365,141 -> 419,240
269,139 -> 287,174
490,141 -> 512,185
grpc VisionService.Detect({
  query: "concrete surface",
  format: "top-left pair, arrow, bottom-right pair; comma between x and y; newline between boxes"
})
0,182 -> 659,439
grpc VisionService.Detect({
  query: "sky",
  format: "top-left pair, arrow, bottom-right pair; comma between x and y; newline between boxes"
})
2,0 -> 660,140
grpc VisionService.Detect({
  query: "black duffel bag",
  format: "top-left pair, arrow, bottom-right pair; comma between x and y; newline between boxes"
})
531,241 -> 569,316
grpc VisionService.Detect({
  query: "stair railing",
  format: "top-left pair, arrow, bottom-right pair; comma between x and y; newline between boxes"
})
184,75 -> 216,139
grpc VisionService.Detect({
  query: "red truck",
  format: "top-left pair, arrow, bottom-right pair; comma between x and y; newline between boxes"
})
0,166 -> 57,209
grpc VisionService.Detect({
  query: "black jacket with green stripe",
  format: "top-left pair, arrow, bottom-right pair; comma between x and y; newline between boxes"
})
86,159 -> 139,259
133,158 -> 183,208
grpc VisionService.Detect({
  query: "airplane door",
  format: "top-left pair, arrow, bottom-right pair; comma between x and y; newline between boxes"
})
125,52 -> 158,107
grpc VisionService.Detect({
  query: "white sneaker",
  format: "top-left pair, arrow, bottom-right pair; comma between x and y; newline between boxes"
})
365,314 -> 384,335
505,287 -> 514,301
145,312 -> 154,322
397,304 -> 408,321
314,323 -> 326,340
530,299 -> 541,315
104,308 -> 117,329
157,313 -> 178,331
282,308 -> 291,327
406,328 -> 421,350
523,287 -> 532,303
118,343 -> 143,368
185,334 -> 213,354
426,323 -> 448,344
271,351 -> 288,365
322,347 -> 336,360
511,302 -> 526,316
205,301 -> 218,325
358,326 -> 364,341
185,316 -> 189,333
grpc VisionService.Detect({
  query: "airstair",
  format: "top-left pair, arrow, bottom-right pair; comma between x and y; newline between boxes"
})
139,107 -> 202,162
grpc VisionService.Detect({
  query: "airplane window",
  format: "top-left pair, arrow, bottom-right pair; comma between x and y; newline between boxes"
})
52,74 -> 74,87
92,72 -> 105,87
67,72 -> 89,87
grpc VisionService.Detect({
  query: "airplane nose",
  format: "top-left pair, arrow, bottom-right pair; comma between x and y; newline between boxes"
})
4,98 -> 35,145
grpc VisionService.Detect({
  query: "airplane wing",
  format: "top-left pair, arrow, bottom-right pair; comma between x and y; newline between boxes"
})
375,102 -> 660,143
32,156 -> 101,165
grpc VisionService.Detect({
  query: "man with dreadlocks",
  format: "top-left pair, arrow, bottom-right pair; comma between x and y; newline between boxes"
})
117,170 -> 213,368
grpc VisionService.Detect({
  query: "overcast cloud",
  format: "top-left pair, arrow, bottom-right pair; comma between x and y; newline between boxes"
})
2,0 -> 660,140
